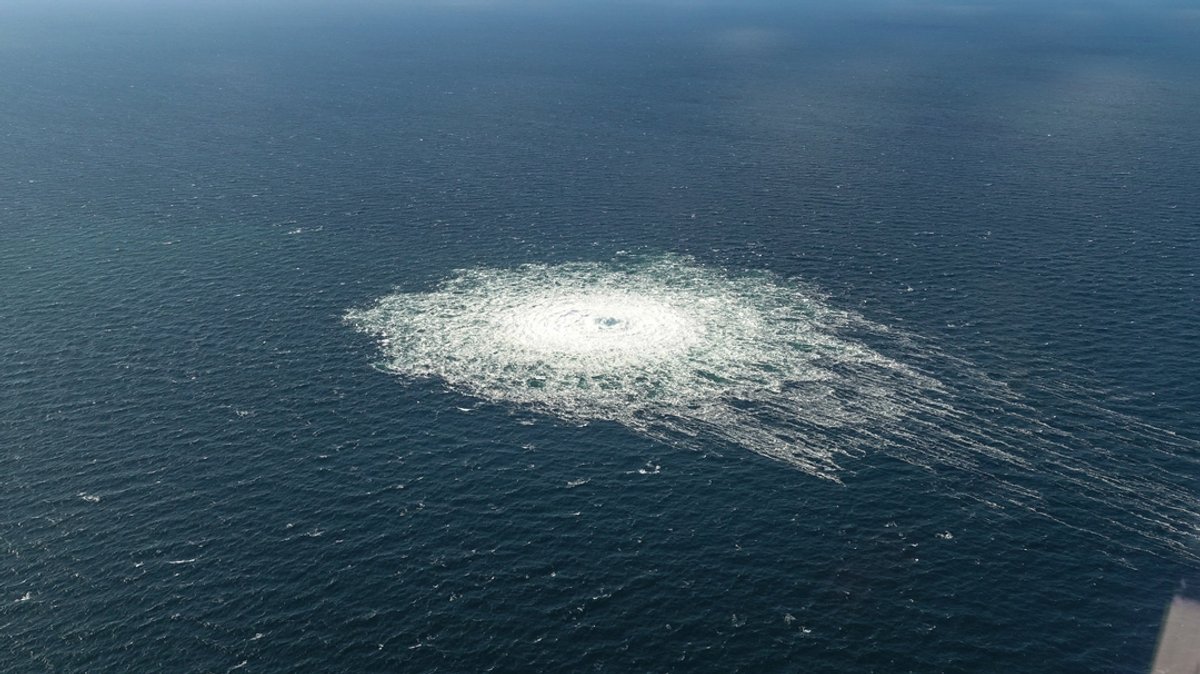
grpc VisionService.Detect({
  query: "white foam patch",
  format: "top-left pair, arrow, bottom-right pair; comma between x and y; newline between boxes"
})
348,254 -> 1200,558
348,255 -> 925,478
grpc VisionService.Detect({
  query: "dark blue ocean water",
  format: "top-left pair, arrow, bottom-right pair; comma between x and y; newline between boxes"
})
3,1 -> 1199,671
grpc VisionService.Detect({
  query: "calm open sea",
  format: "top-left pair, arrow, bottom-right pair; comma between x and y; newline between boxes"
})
3,1 -> 1199,671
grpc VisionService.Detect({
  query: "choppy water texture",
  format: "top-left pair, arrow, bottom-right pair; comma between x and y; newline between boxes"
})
352,255 -> 1200,557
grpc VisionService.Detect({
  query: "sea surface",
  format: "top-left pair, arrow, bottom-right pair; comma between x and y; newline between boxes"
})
3,1 -> 1199,672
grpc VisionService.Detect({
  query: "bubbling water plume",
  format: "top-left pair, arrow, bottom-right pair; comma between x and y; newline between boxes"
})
347,254 -> 1200,559
348,255 -> 915,479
